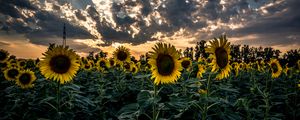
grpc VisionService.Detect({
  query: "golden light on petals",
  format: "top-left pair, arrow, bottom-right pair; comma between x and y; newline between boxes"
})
205,35 -> 231,80
39,45 -> 80,84
148,43 -> 182,85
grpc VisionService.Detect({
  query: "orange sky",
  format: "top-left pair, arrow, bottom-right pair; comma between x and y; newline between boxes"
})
0,32 -> 297,60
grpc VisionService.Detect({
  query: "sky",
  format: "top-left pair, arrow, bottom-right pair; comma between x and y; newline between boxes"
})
0,0 -> 299,59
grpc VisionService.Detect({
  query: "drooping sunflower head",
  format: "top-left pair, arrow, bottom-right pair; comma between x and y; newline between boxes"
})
39,45 -> 80,84
4,67 -> 20,81
180,57 -> 192,70
0,49 -> 9,63
205,35 -> 231,80
269,59 -> 282,78
113,46 -> 131,64
15,70 -> 36,89
148,43 -> 182,85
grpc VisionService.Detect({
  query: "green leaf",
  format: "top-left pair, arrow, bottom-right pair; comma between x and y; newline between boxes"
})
134,74 -> 151,79
117,103 -> 140,120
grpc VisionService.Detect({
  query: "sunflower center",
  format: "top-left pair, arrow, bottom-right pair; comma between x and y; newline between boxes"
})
20,61 -> 26,66
0,51 -> 7,61
19,73 -> 31,85
84,64 -> 90,69
124,63 -> 131,70
132,67 -> 136,72
156,54 -> 175,75
109,60 -> 115,66
117,51 -> 128,61
49,55 -> 71,74
181,60 -> 191,69
215,47 -> 228,69
271,63 -> 278,73
100,61 -> 106,68
8,69 -> 19,79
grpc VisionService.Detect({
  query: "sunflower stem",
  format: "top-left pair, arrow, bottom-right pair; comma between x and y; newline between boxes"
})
202,73 -> 212,120
56,81 -> 61,119
152,84 -> 158,120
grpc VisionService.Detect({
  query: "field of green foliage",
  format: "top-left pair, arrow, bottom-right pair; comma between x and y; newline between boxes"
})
0,37 -> 299,120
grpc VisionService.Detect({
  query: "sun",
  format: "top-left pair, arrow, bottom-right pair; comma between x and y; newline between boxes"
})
39,45 -> 80,84
148,43 -> 182,85
205,35 -> 231,80
15,70 -> 36,89
269,59 -> 282,78
113,46 -> 131,65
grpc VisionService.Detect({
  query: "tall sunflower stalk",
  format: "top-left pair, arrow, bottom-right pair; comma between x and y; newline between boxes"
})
39,45 -> 80,117
148,43 -> 183,120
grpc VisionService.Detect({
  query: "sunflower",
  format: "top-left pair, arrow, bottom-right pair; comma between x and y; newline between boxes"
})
231,62 -> 240,76
240,62 -> 250,71
17,59 -> 27,68
256,60 -> 265,72
39,45 -> 80,84
269,59 -> 282,78
113,46 -> 131,65
198,89 -> 207,95
96,58 -> 110,71
0,49 -> 9,63
25,59 -> 36,69
205,35 -> 231,80
109,58 -> 116,67
197,57 -> 206,64
180,57 -> 192,71
4,67 -> 20,81
283,64 -> 292,77
0,62 -> 8,70
131,64 -> 138,74
122,62 -> 132,71
8,59 -> 18,68
148,43 -> 182,85
197,64 -> 206,79
15,70 -> 36,89
82,60 -> 93,71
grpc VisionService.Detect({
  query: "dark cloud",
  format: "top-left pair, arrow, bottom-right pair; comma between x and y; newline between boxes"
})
26,12 -> 95,45
0,0 -> 299,49
140,0 -> 152,16
228,0 -> 300,46
0,0 -> 36,18
75,11 -> 86,21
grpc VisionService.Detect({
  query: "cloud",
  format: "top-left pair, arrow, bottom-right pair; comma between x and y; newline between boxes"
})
0,0 -> 299,58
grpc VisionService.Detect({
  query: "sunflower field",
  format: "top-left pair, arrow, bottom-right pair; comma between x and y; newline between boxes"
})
0,35 -> 299,120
